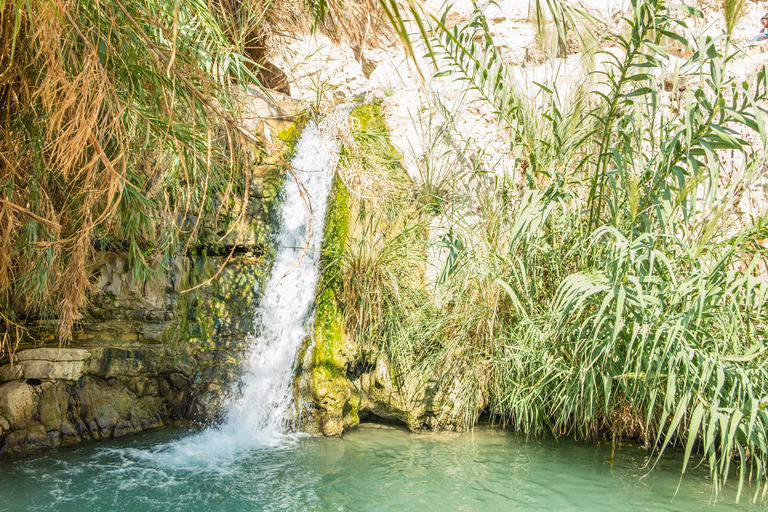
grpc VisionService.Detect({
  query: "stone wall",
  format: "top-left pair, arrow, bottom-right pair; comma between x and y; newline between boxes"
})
306,340 -> 475,436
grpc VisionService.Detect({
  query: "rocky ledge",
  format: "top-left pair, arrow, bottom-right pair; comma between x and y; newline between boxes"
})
0,344 -> 230,454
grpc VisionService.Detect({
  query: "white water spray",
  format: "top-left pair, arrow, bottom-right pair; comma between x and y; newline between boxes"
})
223,119 -> 340,436
147,117 -> 341,466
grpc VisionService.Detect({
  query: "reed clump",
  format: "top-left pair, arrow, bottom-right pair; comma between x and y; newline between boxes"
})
337,0 -> 768,501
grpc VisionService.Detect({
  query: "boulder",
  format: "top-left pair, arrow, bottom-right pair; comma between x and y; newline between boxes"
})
0,365 -> 22,382
185,383 -> 227,425
239,86 -> 305,147
39,382 -> 68,430
24,424 -> 50,449
0,381 -> 39,430
17,360 -> 86,381
86,346 -> 162,378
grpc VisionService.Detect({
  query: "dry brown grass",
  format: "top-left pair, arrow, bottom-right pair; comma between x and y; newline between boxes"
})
313,0 -> 392,49
1,0 -> 134,342
0,0 -> 260,347
0,0 -> 397,355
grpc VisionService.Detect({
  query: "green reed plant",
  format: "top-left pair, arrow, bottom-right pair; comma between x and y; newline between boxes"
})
722,0 -> 748,37
336,0 -> 768,501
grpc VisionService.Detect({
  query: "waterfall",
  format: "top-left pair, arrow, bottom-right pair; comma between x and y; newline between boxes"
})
221,118 -> 340,436
147,116 -> 341,466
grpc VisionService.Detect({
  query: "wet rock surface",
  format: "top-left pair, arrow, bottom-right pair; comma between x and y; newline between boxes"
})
0,343 -> 233,455
0,93 -> 295,454
307,346 -> 476,436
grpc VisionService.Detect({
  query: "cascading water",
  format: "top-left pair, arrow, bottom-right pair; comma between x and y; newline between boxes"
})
222,118 -> 340,437
144,116 -> 341,466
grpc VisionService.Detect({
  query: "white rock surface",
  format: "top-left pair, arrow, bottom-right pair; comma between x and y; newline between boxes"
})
274,0 -> 767,220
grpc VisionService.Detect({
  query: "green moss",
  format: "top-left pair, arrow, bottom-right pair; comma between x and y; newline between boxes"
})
342,104 -> 407,212
311,173 -> 353,433
309,102 -> 411,434
164,254 -> 269,380
277,114 -> 309,158
350,103 -> 382,131
348,103 -> 402,162
313,174 -> 349,366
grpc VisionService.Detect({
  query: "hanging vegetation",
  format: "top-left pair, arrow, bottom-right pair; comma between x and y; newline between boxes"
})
0,0 -> 389,351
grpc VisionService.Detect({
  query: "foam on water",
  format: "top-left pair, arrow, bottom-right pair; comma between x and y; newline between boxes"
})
144,117 -> 341,467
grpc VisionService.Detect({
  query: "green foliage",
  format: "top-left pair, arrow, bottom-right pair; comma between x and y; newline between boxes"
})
339,0 -> 768,501
722,0 -> 748,36
0,0 -> 272,343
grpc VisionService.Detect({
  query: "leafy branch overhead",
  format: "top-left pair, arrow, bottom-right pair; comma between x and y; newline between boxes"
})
0,0 -> 404,347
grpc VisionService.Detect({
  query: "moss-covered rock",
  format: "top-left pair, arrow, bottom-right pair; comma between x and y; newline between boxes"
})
310,174 -> 359,435
307,103 -> 472,435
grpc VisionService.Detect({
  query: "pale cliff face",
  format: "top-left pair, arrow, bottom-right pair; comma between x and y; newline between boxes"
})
278,0 -> 767,178
278,0 -> 768,245
270,0 -> 768,435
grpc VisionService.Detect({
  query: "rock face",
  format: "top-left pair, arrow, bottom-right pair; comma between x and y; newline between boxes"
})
10,0 -> 764,452
0,256 -> 266,454
0,251 -> 268,455
0,92 -> 301,455
307,341 -> 475,436
302,161 -> 472,436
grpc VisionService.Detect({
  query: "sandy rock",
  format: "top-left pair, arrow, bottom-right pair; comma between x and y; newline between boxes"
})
72,375 -> 164,437
360,49 -> 382,79
0,364 -> 22,382
0,381 -> 39,430
24,424 -> 50,449
237,85 -> 306,147
441,4 -> 475,29
86,346 -> 162,378
1,429 -> 27,453
355,356 -> 473,432
652,55 -> 693,92
59,420 -> 81,445
314,377 -> 354,436
126,376 -> 159,398
18,360 -> 87,381
14,347 -> 92,362
39,381 -> 68,430
185,382 -> 229,425
243,86 -> 304,120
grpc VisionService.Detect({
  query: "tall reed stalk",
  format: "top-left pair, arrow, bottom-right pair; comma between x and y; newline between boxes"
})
338,0 -> 768,501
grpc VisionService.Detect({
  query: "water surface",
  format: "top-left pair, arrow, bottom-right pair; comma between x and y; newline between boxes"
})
0,424 -> 762,511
